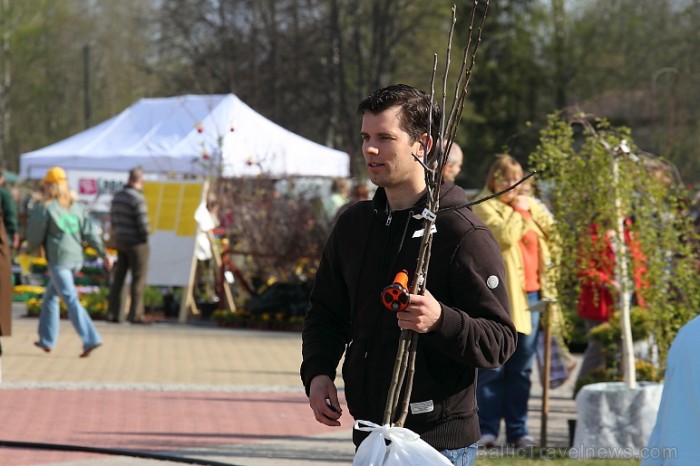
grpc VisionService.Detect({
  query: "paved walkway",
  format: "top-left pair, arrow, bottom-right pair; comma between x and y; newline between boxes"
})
0,304 -> 579,465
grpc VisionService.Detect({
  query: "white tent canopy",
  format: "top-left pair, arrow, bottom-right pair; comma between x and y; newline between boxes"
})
20,94 -> 350,179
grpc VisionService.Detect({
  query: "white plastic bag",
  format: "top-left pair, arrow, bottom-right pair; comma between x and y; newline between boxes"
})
352,420 -> 453,466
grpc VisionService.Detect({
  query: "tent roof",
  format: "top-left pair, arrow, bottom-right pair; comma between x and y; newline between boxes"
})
20,94 -> 349,179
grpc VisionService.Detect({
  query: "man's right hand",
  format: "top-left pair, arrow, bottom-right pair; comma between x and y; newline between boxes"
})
512,194 -> 530,211
308,375 -> 343,427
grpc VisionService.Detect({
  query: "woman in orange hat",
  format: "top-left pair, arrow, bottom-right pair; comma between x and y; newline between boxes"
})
27,167 -> 112,357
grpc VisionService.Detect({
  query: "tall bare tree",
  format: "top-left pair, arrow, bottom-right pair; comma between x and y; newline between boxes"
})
5,0 -> 157,170
5,0 -> 700,187
326,0 -> 453,175
0,0 -> 11,167
154,0 -> 454,177
566,0 -> 700,184
459,0 -> 552,187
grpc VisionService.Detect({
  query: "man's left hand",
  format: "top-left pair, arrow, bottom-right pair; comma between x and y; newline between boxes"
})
396,289 -> 442,333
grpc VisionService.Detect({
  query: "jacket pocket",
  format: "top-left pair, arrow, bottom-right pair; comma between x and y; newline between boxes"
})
342,339 -> 367,419
409,347 -> 476,420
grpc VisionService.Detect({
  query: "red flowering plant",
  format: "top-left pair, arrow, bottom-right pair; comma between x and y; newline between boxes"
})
191,121 -> 230,181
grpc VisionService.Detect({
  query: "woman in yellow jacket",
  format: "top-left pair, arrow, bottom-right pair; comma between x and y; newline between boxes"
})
472,155 -> 558,448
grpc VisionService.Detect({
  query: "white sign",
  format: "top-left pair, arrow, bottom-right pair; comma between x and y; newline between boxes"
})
65,170 -> 128,213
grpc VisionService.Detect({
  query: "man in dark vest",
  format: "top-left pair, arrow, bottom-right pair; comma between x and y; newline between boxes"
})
107,167 -> 150,324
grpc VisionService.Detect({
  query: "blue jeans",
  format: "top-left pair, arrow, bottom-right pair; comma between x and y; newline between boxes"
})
37,264 -> 102,351
477,291 -> 541,443
440,444 -> 478,466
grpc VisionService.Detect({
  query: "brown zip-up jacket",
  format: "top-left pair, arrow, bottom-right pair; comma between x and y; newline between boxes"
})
301,182 -> 517,450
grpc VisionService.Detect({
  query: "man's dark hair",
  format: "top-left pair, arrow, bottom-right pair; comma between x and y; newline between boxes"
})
357,84 -> 441,153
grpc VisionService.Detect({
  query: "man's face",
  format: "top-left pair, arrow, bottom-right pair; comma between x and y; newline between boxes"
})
443,156 -> 463,182
360,106 -> 425,189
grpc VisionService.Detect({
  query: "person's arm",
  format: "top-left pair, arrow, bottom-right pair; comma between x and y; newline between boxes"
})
79,208 -> 106,256
424,225 -> 518,368
529,197 -> 556,239
300,227 -> 351,426
80,212 -> 114,270
529,196 -> 560,270
473,198 -> 526,251
26,205 -> 48,254
0,189 -> 19,242
308,374 -> 343,427
135,191 -> 150,240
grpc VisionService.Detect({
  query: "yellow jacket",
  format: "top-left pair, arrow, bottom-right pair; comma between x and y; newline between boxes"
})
472,189 -> 559,335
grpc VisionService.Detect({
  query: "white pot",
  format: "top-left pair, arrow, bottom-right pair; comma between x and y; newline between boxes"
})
570,381 -> 663,459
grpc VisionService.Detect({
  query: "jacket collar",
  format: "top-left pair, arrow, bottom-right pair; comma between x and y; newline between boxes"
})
372,182 -> 467,214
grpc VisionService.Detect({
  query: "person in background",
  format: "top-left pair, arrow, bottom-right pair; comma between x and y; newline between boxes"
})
641,314 -> 700,466
519,177 -> 577,389
194,199 -> 219,306
300,84 -> 516,466
107,167 -> 151,324
27,166 -> 112,357
472,154 -> 558,448
0,168 -> 20,251
442,142 -> 464,183
322,178 -> 350,222
0,167 -> 19,380
333,181 -> 370,222
575,216 -> 647,382
349,182 -> 370,204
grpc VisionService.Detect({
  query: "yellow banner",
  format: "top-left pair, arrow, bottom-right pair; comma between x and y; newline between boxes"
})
143,181 -> 204,237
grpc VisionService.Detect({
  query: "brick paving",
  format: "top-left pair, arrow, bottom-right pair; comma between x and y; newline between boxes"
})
0,304 -> 578,465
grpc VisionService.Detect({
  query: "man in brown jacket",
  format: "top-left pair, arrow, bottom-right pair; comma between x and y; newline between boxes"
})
0,167 -> 19,379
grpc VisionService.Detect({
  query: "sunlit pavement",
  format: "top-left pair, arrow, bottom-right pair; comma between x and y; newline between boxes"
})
0,303 -> 576,465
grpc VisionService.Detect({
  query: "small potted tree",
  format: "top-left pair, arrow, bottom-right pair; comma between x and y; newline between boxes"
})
529,112 -> 700,457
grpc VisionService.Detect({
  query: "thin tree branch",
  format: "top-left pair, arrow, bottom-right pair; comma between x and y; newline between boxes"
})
383,1 -> 491,428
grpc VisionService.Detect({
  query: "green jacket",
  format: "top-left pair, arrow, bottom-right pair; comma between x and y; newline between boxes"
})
27,200 -> 105,266
0,187 -> 18,237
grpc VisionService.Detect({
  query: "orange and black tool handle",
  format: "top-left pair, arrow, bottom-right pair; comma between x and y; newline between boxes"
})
381,269 -> 411,311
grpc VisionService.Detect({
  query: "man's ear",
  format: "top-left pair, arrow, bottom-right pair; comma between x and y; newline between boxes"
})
417,133 -> 433,156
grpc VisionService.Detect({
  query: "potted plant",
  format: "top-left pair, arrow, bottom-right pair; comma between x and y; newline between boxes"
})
529,112 -> 700,457
80,287 -> 109,320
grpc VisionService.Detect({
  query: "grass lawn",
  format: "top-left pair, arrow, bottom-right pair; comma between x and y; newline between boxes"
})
477,460 -> 637,466
476,448 -> 640,465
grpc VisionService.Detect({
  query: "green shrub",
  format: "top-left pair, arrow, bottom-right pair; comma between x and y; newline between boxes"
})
529,112 -> 700,383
